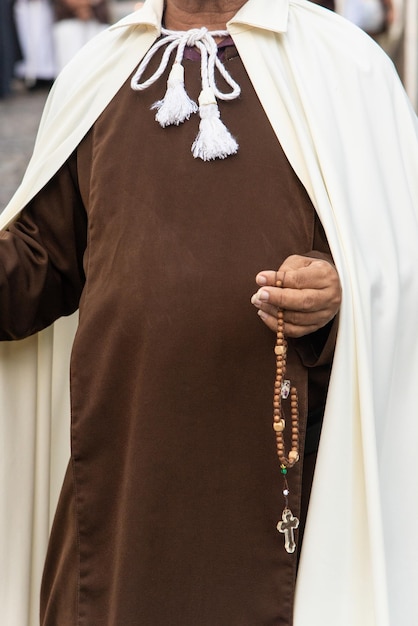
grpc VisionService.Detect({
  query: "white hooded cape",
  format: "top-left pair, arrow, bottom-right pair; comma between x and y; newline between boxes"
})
1,0 -> 418,624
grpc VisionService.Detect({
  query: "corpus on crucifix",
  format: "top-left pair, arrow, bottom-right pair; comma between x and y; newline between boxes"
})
277,508 -> 299,553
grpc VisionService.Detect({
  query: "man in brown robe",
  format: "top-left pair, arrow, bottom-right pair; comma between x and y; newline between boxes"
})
0,0 -> 344,624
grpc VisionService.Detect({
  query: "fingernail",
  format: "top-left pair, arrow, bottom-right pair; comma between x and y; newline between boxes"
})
258,309 -> 268,321
258,289 -> 269,301
251,294 -> 261,306
256,275 -> 267,285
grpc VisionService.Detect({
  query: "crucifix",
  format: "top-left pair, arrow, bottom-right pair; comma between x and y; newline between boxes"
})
277,508 -> 299,554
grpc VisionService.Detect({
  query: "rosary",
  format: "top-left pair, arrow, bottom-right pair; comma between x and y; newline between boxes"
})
272,275 -> 300,554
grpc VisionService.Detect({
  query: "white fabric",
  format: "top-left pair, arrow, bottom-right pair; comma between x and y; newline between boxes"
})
1,0 -> 418,624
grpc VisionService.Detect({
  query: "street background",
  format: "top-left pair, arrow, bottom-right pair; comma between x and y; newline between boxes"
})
0,85 -> 46,208
0,1 -> 135,210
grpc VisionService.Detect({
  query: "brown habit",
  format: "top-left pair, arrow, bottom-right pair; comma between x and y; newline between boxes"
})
0,45 -> 334,625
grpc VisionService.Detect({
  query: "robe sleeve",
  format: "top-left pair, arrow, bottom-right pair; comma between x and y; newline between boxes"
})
290,213 -> 339,452
290,213 -> 339,369
0,151 -> 87,340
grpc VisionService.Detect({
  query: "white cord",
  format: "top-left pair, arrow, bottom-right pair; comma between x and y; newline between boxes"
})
131,27 -> 241,102
130,27 -> 241,160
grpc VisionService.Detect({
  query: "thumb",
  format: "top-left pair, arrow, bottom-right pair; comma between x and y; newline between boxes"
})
278,255 -> 314,273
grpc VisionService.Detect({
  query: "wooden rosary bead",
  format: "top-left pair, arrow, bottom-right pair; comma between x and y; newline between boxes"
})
272,298 -> 300,471
273,419 -> 285,432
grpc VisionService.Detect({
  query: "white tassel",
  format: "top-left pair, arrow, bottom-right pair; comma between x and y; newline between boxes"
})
191,88 -> 239,161
130,28 -> 241,160
151,63 -> 198,127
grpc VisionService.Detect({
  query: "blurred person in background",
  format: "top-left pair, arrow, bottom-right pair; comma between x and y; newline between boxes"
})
0,0 -> 21,97
337,0 -> 394,37
13,0 -> 56,89
52,0 -> 110,72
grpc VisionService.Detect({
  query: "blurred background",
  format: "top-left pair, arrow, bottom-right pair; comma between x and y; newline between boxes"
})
0,0 -> 417,211
0,0 -> 137,207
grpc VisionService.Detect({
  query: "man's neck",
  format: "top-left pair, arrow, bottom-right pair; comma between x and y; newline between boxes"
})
163,0 -> 246,30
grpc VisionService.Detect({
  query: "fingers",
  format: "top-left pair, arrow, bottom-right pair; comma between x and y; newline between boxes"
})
256,256 -> 338,293
253,284 -> 327,313
253,266 -> 340,314
252,296 -> 334,337
257,308 -> 323,337
252,256 -> 342,337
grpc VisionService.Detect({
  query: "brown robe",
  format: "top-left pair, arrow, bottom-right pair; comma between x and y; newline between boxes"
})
0,45 -> 335,625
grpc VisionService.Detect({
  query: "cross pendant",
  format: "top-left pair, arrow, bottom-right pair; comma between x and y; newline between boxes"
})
277,508 -> 299,553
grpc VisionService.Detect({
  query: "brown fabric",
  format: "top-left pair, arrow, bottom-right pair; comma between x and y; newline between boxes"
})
40,463 -> 79,621
1,48 -> 335,625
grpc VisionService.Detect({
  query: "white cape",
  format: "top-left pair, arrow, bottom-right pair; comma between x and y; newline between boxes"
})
1,0 -> 418,624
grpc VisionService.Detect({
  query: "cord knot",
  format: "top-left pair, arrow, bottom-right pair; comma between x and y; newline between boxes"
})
185,27 -> 209,47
